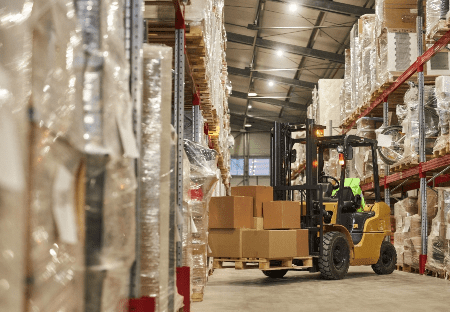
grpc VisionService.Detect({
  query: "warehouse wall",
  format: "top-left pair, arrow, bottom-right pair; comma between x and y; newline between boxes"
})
230,131 -> 271,186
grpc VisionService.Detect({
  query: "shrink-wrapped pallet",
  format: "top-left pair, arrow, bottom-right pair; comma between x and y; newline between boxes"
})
0,2 -> 31,310
425,188 -> 450,272
434,76 -> 450,153
359,15 -> 376,105
76,0 -> 139,310
426,0 -> 450,39
139,44 -> 174,311
342,49 -> 352,122
350,25 -> 361,110
403,214 -> 422,268
394,197 -> 419,266
26,0 -> 89,311
402,84 -> 439,159
184,140 -> 219,296
317,79 -> 343,130
377,31 -> 418,88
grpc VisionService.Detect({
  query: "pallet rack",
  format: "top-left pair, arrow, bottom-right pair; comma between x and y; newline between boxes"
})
339,6 -> 450,275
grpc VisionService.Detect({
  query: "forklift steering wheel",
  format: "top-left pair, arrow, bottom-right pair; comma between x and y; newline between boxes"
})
319,175 -> 340,190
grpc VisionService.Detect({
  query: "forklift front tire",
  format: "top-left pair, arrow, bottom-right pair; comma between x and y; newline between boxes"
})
262,270 -> 288,278
372,241 -> 397,275
319,232 -> 350,280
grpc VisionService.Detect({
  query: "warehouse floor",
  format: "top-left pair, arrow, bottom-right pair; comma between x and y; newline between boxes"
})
193,266 -> 449,312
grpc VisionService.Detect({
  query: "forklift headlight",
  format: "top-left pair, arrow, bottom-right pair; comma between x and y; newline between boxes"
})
337,145 -> 344,153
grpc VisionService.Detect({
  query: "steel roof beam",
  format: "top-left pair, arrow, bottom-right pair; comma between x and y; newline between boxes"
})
228,32 -> 345,64
268,0 -> 374,17
228,66 -> 316,89
231,90 -> 308,110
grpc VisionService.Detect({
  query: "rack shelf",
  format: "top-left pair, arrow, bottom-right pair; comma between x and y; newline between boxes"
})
341,30 -> 450,133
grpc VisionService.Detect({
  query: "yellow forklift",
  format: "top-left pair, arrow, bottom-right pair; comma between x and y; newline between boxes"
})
269,119 -> 396,280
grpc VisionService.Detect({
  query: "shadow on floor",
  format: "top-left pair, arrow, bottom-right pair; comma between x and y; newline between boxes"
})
218,270 -> 378,287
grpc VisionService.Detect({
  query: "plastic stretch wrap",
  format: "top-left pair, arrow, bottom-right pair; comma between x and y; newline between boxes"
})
138,44 -> 173,311
434,76 -> 450,152
402,214 -> 422,268
351,28 -> 361,110
30,0 -> 84,150
343,49 -> 352,121
75,0 -> 138,158
184,140 -> 219,294
308,86 -> 318,120
375,0 -> 384,36
78,1 -> 138,310
426,0 -> 450,39
0,2 -> 32,310
359,15 -> 376,104
317,79 -> 343,129
28,127 -> 85,312
377,31 -> 418,87
403,84 -> 439,157
355,118 -> 384,179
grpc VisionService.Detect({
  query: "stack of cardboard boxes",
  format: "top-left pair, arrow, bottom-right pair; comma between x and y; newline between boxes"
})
208,186 -> 309,260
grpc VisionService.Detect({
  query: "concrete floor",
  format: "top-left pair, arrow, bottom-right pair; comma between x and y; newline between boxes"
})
193,266 -> 450,312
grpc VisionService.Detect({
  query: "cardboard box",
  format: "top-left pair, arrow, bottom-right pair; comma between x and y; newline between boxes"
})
253,217 -> 263,230
263,201 -> 301,229
208,229 -> 252,258
231,186 -> 273,217
383,0 -> 419,33
242,230 -> 297,259
209,196 -> 254,229
295,229 -> 309,257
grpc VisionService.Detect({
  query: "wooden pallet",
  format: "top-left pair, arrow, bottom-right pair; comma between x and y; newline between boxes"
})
396,264 -> 420,274
191,292 -> 204,302
213,257 -> 313,271
426,19 -> 450,43
433,141 -> 450,158
424,268 -> 447,279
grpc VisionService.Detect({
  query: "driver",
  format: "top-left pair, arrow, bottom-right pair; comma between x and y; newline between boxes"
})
331,178 -> 365,212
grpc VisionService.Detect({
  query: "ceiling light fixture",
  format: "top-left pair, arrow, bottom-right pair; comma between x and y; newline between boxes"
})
276,50 -> 283,57
245,124 -> 252,127
248,104 -> 252,109
268,81 -> 274,87
289,3 -> 297,12
248,87 -> 257,97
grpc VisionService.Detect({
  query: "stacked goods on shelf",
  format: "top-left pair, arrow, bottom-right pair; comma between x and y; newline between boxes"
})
316,79 -> 344,130
427,188 -> 450,273
433,76 -> 450,155
426,0 -> 450,40
184,140 -> 219,301
394,84 -> 439,165
307,86 -> 318,120
394,192 -> 440,269
0,2 -> 31,311
185,0 -> 233,192
355,118 -> 384,181
394,197 -> 419,267
140,44 -> 177,311
76,0 -> 140,310
341,50 -> 352,124
209,186 -> 309,261
359,15 -> 377,105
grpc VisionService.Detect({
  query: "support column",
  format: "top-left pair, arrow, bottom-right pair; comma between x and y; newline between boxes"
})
383,100 -> 390,207
193,93 -> 201,143
243,132 -> 250,186
174,27 -> 184,268
417,2 -> 428,274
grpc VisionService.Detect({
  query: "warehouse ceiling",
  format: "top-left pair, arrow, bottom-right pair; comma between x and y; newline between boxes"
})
224,0 -> 375,132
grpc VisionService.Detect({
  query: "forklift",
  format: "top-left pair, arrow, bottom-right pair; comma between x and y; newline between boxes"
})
268,119 -> 396,280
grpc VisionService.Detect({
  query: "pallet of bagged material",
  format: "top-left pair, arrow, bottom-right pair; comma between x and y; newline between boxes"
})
213,257 -> 313,271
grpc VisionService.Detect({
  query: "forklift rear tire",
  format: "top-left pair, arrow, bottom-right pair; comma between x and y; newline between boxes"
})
372,241 -> 397,275
262,270 -> 288,278
319,232 -> 350,280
